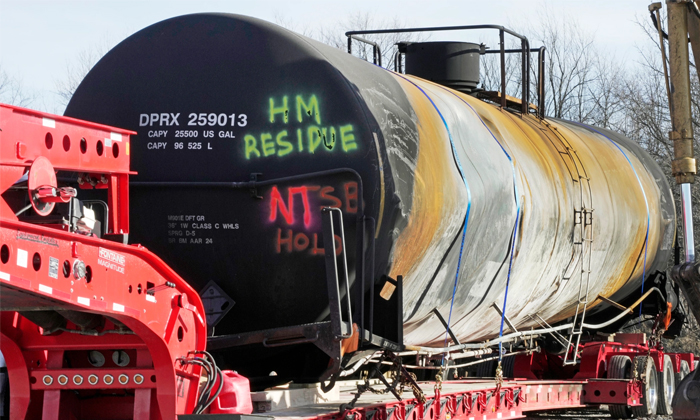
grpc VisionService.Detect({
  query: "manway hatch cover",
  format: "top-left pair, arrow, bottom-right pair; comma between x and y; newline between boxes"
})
200,281 -> 235,335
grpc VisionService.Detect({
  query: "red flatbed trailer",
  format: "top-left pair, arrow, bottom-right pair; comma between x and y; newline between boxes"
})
238,379 -> 596,420
0,104 -> 696,419
212,340 -> 693,420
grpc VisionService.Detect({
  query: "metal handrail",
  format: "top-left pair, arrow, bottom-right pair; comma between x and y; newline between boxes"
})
347,34 -> 382,66
345,24 -> 538,116
322,207 -> 354,339
483,46 -> 546,118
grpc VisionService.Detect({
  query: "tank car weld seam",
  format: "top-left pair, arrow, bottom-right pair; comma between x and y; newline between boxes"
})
436,85 -> 523,365
568,121 -> 651,317
393,74 -> 472,361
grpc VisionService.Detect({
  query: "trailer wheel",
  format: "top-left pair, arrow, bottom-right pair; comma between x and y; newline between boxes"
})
630,355 -> 658,418
502,355 -> 515,378
657,355 -> 675,415
607,355 -> 633,419
475,359 -> 496,377
675,360 -> 690,387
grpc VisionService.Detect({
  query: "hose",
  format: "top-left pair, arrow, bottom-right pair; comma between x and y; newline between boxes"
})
339,352 -> 382,377
179,358 -> 212,413
179,351 -> 225,414
403,287 -> 663,355
191,351 -> 223,414
581,287 -> 664,329
338,286 -> 661,378
651,9 -> 670,40
369,348 -> 535,370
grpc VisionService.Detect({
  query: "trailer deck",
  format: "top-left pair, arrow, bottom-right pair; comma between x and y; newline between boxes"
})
221,377 -> 639,420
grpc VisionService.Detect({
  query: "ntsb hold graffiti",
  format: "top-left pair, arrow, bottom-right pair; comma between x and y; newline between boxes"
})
275,228 -> 343,256
267,182 -> 357,255
243,94 -> 358,159
268,182 -> 358,228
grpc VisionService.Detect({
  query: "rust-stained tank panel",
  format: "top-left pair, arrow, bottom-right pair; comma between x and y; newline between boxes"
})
393,75 -> 674,346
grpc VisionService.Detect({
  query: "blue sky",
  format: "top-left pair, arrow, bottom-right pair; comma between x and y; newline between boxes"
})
0,0 -> 654,114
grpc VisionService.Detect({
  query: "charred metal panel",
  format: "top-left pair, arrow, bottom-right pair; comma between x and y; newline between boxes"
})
394,78 -> 516,345
65,14 -> 395,336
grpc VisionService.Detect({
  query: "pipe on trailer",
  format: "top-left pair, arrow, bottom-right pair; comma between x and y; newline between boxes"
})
370,348 -> 536,370
404,288 -> 664,355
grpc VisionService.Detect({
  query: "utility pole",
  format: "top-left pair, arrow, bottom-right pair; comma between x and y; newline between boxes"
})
655,1 -> 700,418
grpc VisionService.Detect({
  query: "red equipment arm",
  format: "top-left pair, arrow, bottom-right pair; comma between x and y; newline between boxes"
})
0,103 -> 207,420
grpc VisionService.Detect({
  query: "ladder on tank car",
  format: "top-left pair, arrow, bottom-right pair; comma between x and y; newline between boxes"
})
541,122 -> 594,365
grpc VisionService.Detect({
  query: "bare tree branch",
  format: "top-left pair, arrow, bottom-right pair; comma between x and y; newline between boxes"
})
0,65 -> 35,107
276,12 -> 428,72
54,37 -> 114,109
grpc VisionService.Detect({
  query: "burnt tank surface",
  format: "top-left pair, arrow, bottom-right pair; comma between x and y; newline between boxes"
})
66,13 -> 675,382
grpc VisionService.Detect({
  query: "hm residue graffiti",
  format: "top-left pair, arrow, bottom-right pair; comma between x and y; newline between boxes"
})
244,94 -> 357,159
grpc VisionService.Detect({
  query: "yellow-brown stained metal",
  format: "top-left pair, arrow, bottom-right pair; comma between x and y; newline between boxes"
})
551,121 -> 662,297
392,73 -> 673,345
477,100 -> 664,323
387,76 -> 466,288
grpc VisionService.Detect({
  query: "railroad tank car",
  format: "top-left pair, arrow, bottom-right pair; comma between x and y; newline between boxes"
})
65,13 -> 675,380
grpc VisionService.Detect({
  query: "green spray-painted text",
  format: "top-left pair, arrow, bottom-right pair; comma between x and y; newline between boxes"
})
244,94 -> 358,159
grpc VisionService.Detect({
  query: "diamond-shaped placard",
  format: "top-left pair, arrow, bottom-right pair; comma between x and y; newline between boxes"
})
200,281 -> 235,335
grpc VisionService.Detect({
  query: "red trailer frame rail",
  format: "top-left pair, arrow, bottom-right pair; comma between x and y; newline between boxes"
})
320,380 -> 591,420
224,378 -> 639,420
218,333 -> 695,420
0,104 -> 208,420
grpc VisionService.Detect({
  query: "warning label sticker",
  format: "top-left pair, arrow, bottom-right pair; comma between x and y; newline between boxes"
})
200,281 -> 235,331
48,257 -> 59,279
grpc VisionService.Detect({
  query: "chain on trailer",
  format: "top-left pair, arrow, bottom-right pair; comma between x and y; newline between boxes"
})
339,350 -> 426,415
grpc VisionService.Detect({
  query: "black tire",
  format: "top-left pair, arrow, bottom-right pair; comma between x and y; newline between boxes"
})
657,355 -> 675,415
0,369 -> 7,420
607,355 -> 633,419
675,360 -> 690,387
475,358 -> 497,378
502,355 -> 515,378
630,355 -> 658,418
